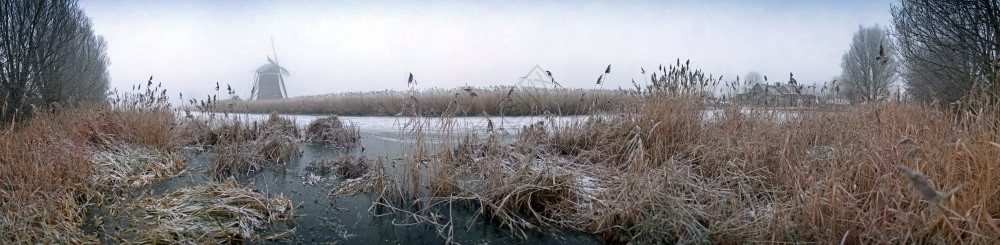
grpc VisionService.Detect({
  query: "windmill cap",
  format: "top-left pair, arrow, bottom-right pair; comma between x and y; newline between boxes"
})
256,63 -> 289,75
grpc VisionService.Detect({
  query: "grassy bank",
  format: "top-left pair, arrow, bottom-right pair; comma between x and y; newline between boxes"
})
0,103 -> 177,243
209,86 -> 635,116
5,71 -> 1000,243
0,83 -> 300,243
353,91 -> 1000,243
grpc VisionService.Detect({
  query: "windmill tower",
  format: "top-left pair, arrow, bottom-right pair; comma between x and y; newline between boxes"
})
251,37 -> 289,100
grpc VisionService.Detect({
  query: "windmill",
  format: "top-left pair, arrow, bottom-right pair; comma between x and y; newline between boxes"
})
251,37 -> 289,100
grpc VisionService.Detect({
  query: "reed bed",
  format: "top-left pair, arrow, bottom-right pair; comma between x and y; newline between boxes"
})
128,177 -> 293,243
351,62 -> 1000,244
304,115 -> 360,147
205,112 -> 302,174
214,86 -> 634,116
0,81 -> 178,243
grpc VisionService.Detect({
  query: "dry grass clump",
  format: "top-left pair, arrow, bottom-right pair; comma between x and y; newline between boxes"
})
306,158 -> 336,175
336,156 -> 371,179
307,155 -> 371,179
209,120 -> 301,174
129,177 -> 293,243
212,138 -> 268,175
305,115 -> 360,147
168,117 -> 212,148
258,113 -> 302,162
328,157 -> 389,198
477,157 -> 583,231
264,111 -> 299,138
91,143 -> 186,188
205,113 -> 302,174
215,86 -> 635,116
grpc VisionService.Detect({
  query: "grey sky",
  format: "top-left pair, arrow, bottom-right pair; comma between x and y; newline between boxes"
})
79,0 -> 895,104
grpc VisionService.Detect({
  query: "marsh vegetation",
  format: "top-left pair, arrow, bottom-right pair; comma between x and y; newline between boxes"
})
2,1 -> 1000,242
4,59 -> 1000,244
323,65 -> 1000,243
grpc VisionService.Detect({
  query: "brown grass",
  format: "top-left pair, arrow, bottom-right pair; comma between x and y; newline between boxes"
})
307,155 -> 372,179
204,112 -> 302,174
0,84 -> 179,243
328,157 -> 389,198
5,63 -> 1000,243
212,86 -> 635,116
0,80 -> 301,243
91,143 -> 186,188
304,115 -> 360,147
129,177 -> 293,243
353,63 -> 1000,243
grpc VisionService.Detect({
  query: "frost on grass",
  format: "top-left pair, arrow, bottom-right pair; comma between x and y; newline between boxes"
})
307,155 -> 371,179
365,114 -> 785,243
130,177 -> 293,244
209,113 -> 303,174
304,115 -> 360,147
91,143 -> 186,188
328,157 -> 385,198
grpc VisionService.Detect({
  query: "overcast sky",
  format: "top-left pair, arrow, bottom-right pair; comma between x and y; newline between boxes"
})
79,0 -> 895,104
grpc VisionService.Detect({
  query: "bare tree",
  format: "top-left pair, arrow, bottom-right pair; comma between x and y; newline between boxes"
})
892,0 -> 1000,104
840,25 -> 899,103
741,71 -> 763,92
817,76 -> 842,103
744,72 -> 763,84
0,0 -> 109,120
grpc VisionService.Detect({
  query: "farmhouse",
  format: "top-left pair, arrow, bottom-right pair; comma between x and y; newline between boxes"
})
737,83 -> 816,107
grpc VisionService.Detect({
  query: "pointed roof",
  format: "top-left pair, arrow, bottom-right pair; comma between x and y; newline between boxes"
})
256,56 -> 290,76
516,65 -> 561,89
747,82 -> 799,95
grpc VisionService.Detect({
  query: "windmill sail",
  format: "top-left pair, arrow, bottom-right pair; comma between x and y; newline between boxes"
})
270,37 -> 289,99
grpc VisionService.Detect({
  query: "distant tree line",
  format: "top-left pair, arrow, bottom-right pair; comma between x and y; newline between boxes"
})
0,0 -> 110,121
891,0 -> 1000,105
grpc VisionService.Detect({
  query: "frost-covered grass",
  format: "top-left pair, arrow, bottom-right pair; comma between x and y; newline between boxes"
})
304,115 -> 360,147
128,177 -> 293,243
1,82 -> 179,243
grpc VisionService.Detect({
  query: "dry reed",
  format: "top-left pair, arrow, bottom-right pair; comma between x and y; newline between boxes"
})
1,80 -> 179,243
129,177 -> 293,243
307,155 -> 371,179
208,113 -> 302,174
304,115 -> 360,147
91,143 -> 186,188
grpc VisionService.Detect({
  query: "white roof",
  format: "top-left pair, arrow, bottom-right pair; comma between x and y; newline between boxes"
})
516,65 -> 561,89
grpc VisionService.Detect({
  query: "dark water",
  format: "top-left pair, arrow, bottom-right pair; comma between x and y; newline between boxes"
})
93,115 -> 601,244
